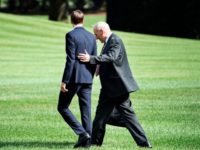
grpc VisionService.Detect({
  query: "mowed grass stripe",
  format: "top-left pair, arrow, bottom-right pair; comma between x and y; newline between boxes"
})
0,23 -> 65,38
0,30 -> 64,46
0,13 -> 68,30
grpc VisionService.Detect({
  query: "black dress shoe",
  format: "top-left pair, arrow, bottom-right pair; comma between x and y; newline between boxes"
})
74,133 -> 91,148
81,139 -> 91,148
139,141 -> 152,148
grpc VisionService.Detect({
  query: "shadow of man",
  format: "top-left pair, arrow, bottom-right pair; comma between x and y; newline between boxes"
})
0,141 -> 74,149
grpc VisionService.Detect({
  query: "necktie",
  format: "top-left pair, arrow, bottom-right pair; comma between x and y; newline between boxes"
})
95,43 -> 106,76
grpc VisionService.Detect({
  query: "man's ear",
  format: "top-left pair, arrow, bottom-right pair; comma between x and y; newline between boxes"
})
100,29 -> 104,36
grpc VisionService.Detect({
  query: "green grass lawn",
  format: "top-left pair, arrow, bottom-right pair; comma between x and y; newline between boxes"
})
0,13 -> 200,150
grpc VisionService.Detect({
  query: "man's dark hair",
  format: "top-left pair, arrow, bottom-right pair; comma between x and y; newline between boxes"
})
71,10 -> 84,25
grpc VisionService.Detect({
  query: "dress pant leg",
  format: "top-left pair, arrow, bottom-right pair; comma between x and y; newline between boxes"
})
57,84 -> 86,135
116,94 -> 149,146
106,107 -> 126,127
92,90 -> 115,146
77,84 -> 92,135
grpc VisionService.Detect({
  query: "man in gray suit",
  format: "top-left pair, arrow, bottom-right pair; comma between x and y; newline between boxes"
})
78,22 -> 152,148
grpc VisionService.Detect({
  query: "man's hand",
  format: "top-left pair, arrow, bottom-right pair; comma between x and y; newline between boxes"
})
78,49 -> 90,62
60,82 -> 68,92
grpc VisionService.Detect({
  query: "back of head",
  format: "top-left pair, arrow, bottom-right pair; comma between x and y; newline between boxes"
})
93,21 -> 111,32
71,10 -> 84,25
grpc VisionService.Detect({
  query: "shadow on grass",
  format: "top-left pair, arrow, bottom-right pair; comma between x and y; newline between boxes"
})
0,141 -> 74,148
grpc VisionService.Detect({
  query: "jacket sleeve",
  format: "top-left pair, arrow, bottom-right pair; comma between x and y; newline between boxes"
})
90,37 -> 123,66
90,38 -> 98,75
92,38 -> 97,56
62,33 -> 75,83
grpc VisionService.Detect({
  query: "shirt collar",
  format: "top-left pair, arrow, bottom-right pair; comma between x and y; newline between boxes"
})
73,24 -> 83,29
105,32 -> 112,44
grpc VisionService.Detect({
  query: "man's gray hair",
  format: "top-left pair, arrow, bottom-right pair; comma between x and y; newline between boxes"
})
93,21 -> 111,31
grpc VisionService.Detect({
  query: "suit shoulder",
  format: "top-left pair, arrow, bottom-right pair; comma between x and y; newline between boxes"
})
65,30 -> 78,41
66,29 -> 75,36
109,33 -> 122,44
69,28 -> 94,36
112,33 -> 122,41
84,29 -> 96,38
65,30 -> 72,37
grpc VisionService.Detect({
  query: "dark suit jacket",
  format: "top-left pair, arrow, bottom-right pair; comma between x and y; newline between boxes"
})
62,27 -> 97,84
90,33 -> 139,98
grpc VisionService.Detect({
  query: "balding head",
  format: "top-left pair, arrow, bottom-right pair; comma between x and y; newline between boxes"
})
93,22 -> 111,32
93,22 -> 112,43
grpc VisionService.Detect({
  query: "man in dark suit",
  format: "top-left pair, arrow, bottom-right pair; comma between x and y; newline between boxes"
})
78,22 -> 152,148
57,10 -> 97,148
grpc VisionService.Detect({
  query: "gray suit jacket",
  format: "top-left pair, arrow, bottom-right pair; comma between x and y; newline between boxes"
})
90,33 -> 139,98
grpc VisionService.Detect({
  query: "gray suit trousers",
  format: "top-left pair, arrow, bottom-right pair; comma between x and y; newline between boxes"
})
92,92 -> 148,146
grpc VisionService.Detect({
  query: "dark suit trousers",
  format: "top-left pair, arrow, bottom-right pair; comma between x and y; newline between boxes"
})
57,84 -> 92,135
92,91 -> 148,146
106,107 -> 126,127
